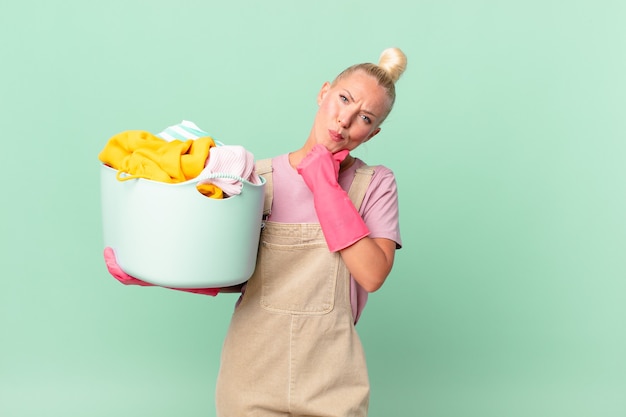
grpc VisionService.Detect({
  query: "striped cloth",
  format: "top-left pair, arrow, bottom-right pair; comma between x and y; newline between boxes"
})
157,120 -> 223,145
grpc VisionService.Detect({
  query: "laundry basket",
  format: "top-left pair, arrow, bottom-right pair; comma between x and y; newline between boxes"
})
100,164 -> 266,288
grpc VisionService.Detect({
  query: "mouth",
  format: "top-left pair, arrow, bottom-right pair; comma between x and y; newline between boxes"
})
328,129 -> 344,142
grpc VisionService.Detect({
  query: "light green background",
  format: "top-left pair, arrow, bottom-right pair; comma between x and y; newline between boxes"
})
1,1 -> 625,416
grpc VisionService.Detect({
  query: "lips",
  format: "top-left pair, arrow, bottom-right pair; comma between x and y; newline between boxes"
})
328,129 -> 344,142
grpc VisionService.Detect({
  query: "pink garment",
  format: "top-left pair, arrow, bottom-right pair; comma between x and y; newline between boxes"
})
268,153 -> 402,324
197,145 -> 262,196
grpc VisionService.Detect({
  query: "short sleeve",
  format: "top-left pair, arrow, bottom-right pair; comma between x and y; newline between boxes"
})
360,165 -> 402,249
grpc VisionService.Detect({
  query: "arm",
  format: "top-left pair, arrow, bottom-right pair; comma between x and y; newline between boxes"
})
297,144 -> 398,292
217,283 -> 246,293
340,237 -> 396,292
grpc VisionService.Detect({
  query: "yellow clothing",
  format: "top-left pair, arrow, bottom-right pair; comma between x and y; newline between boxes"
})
98,130 -> 216,183
196,182 -> 224,199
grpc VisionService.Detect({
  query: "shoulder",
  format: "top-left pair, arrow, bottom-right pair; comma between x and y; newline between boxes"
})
345,158 -> 400,209
352,158 -> 397,186
337,157 -> 398,194
255,154 -> 290,175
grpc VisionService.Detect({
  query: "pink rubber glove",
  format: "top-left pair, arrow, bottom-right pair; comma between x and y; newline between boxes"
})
297,144 -> 370,252
103,247 -> 219,296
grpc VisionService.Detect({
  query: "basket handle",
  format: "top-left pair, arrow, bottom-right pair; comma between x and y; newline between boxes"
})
115,170 -> 258,186
197,172 -> 258,186
116,171 -> 153,182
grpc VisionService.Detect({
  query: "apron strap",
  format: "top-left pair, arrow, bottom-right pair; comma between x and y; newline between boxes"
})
255,158 -> 376,217
255,158 -> 274,218
348,166 -> 375,212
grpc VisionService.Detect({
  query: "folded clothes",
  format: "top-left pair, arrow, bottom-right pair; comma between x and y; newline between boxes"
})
157,120 -> 212,142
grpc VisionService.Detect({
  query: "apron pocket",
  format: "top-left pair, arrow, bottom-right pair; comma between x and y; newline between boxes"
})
260,241 -> 338,314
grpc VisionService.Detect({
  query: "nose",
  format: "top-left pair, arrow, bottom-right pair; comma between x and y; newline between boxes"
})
338,110 -> 353,128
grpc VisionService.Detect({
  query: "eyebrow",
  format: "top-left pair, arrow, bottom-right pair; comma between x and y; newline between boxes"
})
342,89 -> 379,118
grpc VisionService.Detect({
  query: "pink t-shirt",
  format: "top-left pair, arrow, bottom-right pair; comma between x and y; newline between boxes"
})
267,154 -> 402,324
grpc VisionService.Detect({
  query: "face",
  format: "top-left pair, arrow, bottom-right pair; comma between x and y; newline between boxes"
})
311,70 -> 390,153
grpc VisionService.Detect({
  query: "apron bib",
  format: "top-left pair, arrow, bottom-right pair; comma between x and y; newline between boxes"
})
216,162 -> 374,417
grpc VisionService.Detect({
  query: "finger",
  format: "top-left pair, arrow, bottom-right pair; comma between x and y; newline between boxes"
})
333,149 -> 350,163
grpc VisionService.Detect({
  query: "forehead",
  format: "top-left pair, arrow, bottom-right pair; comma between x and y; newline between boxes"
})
333,71 -> 390,111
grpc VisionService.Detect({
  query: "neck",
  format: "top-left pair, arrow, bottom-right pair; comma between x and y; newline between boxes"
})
340,154 -> 355,172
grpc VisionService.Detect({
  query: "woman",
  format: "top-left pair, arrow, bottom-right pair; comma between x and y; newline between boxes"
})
104,47 -> 407,416
215,48 -> 406,416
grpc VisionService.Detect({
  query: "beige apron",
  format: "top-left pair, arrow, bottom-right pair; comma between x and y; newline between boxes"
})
216,161 -> 374,417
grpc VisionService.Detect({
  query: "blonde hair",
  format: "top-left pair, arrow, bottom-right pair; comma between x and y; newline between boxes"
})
332,47 -> 407,119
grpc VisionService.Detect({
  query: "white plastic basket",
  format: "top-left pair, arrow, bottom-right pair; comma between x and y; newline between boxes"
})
100,164 -> 266,288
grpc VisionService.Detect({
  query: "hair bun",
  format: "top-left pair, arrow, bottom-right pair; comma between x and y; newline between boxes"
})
378,47 -> 407,84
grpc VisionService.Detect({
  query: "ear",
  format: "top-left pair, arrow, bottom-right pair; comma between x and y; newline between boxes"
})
317,81 -> 331,105
365,127 -> 381,142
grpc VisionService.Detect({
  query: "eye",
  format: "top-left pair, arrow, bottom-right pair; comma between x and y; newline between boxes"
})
339,94 -> 348,103
361,115 -> 372,124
